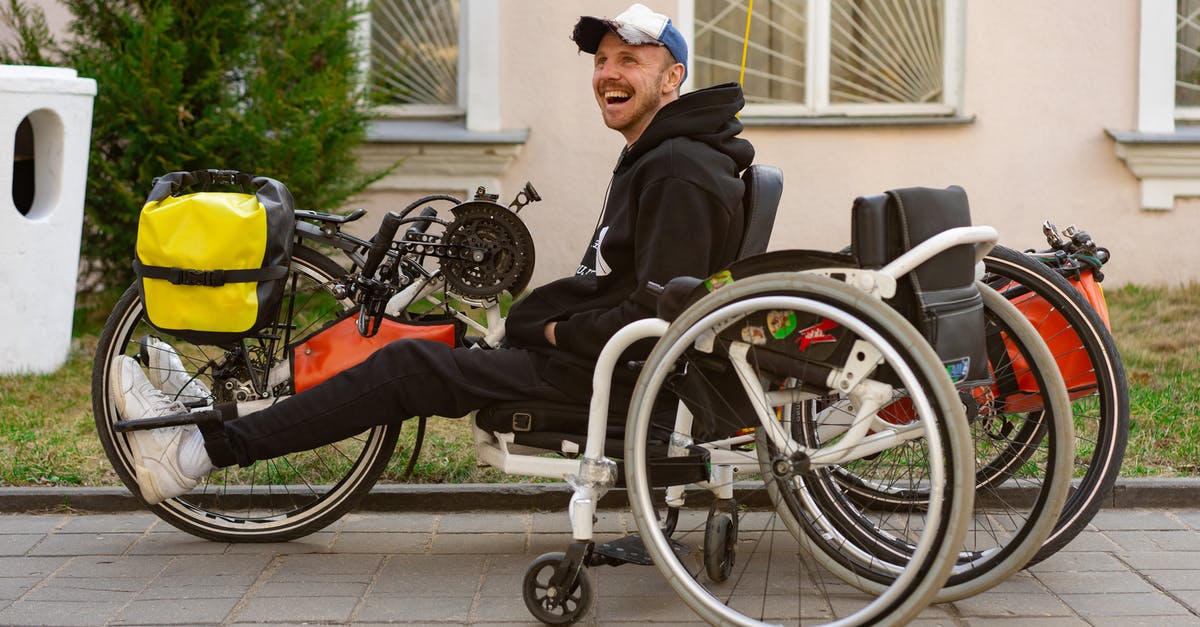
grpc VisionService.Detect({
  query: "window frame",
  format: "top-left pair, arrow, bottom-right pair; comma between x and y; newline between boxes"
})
357,0 -> 501,132
1110,0 -> 1200,210
681,0 -> 965,118
1175,0 -> 1200,122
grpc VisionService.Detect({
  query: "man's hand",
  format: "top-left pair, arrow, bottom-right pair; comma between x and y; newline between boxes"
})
544,322 -> 558,346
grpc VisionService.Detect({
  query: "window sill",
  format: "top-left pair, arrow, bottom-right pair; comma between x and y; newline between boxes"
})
739,114 -> 976,128
367,118 -> 529,144
1108,128 -> 1200,210
358,119 -> 530,195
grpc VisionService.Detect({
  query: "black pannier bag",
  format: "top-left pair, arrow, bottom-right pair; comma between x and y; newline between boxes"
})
850,185 -> 990,387
133,170 -> 296,345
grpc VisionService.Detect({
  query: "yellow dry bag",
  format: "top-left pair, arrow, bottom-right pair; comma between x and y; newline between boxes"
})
133,170 -> 295,345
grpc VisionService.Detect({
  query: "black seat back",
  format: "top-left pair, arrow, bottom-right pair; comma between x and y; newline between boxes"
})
850,186 -> 990,387
736,164 -> 783,260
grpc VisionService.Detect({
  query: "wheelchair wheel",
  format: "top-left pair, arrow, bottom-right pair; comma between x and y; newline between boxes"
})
984,245 -> 1129,564
787,284 -> 1073,602
703,503 -> 737,583
522,552 -> 593,625
625,272 -> 975,626
92,245 -> 400,542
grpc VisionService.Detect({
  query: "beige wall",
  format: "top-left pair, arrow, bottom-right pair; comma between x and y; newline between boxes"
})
488,0 -> 1189,287
21,0 -> 1192,286
493,1 -> 642,284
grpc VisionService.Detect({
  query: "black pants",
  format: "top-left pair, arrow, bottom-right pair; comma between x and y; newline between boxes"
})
212,340 -> 579,466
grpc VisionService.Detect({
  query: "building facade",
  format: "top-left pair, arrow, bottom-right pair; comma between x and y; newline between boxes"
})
24,0 -> 1200,286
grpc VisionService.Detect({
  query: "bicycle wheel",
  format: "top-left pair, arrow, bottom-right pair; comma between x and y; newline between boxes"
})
625,272 -> 975,626
788,284 -> 1073,602
92,245 -> 401,542
984,244 -> 1129,564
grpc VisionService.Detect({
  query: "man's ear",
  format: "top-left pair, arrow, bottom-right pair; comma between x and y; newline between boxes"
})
662,62 -> 685,94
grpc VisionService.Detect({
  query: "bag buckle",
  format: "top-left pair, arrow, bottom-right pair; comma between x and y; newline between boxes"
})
170,268 -> 226,287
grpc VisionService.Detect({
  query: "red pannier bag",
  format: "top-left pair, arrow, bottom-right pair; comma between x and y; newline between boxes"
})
291,309 -> 461,394
993,269 -> 1110,412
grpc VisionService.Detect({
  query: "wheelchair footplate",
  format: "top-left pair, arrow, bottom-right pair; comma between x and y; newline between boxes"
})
591,533 -> 691,567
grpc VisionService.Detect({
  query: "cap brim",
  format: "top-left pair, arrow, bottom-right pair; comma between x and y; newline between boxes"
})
572,16 -> 610,54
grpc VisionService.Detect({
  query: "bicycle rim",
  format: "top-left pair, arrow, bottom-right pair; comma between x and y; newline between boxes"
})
984,245 -> 1129,563
92,246 -> 399,542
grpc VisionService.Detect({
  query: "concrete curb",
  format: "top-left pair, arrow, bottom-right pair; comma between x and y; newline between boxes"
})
1,477 -> 1196,514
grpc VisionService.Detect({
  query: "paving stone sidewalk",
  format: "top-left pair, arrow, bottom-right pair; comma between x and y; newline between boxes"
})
1,507 -> 1199,626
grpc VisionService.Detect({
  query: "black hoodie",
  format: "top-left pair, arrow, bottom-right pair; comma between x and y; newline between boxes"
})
505,82 -> 755,398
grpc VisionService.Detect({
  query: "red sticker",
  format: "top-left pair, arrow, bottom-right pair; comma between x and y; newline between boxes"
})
796,319 -> 838,351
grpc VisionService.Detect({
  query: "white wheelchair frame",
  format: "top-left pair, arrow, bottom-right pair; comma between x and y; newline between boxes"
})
461,225 -> 999,626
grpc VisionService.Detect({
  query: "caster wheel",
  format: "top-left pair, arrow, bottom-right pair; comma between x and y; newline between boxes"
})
522,551 -> 593,625
704,512 -> 737,583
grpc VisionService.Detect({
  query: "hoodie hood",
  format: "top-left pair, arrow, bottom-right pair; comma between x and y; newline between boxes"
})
620,82 -> 754,171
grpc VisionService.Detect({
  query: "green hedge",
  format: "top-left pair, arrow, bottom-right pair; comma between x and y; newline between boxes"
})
2,0 -> 381,288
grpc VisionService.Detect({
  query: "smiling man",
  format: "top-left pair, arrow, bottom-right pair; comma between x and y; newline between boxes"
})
581,3 -> 688,143
109,3 -> 755,504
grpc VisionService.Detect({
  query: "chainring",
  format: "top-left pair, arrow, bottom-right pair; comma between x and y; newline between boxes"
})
442,201 -> 535,299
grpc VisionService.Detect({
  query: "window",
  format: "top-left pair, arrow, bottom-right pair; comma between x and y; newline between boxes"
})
354,0 -> 519,205
1178,0 -> 1200,120
368,0 -> 461,115
691,0 -> 963,118
361,0 -> 503,131
1112,0 -> 1200,209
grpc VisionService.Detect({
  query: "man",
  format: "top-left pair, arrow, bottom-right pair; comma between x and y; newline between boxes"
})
111,3 -> 756,504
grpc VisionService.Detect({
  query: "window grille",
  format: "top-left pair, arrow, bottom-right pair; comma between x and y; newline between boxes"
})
1177,0 -> 1200,111
694,0 -> 951,116
369,0 -> 459,108
829,0 -> 943,105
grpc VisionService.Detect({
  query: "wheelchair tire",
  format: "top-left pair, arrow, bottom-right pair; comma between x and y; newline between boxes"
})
625,272 -> 975,626
787,284 -> 1074,602
984,244 -> 1130,565
92,245 -> 400,542
703,508 -> 737,583
522,552 -> 593,625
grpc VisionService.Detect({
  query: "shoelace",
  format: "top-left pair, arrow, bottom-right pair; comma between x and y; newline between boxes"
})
140,380 -> 188,417
152,348 -> 210,399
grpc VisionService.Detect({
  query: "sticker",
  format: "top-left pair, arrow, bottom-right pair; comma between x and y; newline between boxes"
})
705,270 -> 734,292
740,326 -> 767,345
796,319 -> 838,351
766,310 -> 798,339
944,357 -> 971,382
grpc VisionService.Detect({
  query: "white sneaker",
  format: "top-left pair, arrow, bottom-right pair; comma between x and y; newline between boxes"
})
141,336 -> 212,404
110,355 -> 204,504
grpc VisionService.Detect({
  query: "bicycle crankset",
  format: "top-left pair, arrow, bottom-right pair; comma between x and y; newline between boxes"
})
442,200 -> 535,299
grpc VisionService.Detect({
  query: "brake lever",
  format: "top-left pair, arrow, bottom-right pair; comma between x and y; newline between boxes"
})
1042,220 -> 1065,250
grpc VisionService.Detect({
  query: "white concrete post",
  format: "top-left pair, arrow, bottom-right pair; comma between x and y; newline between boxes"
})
0,65 -> 97,374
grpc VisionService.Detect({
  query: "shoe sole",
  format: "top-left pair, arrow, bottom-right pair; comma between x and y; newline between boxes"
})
109,355 -> 189,504
108,357 -> 135,421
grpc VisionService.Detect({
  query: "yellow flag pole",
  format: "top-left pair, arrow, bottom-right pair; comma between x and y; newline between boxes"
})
736,0 -> 754,118
738,0 -> 755,86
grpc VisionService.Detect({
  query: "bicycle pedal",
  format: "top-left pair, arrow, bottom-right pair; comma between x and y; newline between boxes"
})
593,533 -> 690,566
114,408 -> 222,432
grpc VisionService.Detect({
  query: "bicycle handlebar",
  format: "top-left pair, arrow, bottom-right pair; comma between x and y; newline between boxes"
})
362,211 -> 403,279
405,206 -> 438,238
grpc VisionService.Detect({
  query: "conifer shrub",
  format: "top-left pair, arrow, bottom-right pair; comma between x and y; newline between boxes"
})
1,0 -> 379,288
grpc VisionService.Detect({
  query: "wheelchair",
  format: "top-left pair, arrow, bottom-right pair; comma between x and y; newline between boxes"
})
93,167 -> 1075,625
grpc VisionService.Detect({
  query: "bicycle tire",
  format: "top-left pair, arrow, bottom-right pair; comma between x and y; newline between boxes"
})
984,244 -> 1130,564
92,245 -> 401,542
789,284 -> 1073,602
625,272 -> 975,626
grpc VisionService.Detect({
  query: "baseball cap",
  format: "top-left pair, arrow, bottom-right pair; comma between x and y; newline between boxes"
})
572,3 -> 688,79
